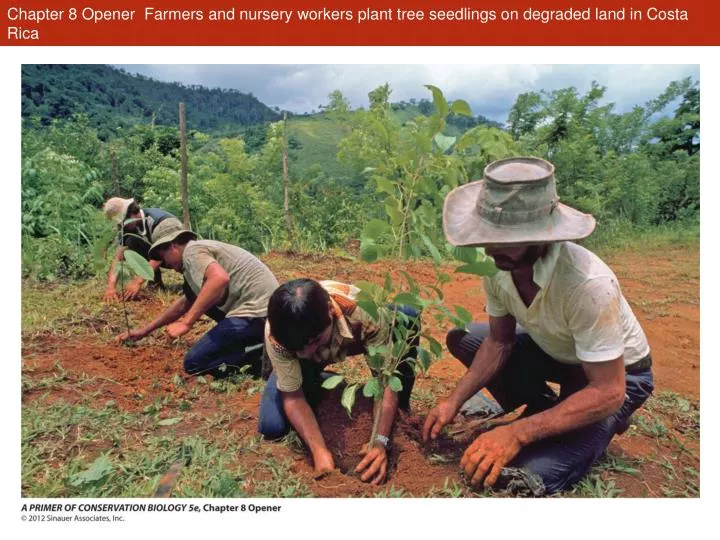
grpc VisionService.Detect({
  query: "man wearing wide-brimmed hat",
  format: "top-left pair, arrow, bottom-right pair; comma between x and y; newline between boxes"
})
102,197 -> 180,302
117,219 -> 279,378
423,157 -> 654,495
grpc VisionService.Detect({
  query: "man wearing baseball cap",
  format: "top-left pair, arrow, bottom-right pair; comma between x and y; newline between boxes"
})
423,157 -> 653,495
117,219 -> 279,378
102,197 -> 179,302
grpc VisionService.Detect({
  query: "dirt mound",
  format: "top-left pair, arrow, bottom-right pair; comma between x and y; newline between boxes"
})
307,391 -> 465,496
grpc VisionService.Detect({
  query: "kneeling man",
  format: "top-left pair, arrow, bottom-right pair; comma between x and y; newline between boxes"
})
424,157 -> 653,495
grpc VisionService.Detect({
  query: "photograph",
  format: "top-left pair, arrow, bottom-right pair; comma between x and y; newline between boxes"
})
20,63 -> 700,499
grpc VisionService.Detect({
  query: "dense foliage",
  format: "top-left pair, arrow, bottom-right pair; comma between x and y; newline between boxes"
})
20,67 -> 699,282
22,65 -> 281,138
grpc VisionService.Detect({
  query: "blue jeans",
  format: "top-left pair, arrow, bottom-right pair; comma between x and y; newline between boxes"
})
446,323 -> 654,495
258,305 -> 419,439
183,316 -> 265,377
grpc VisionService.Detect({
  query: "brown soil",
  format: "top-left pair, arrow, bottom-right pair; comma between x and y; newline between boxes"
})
22,244 -> 700,497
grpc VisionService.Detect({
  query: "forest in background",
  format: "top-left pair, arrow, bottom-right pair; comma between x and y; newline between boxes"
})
20,65 -> 699,281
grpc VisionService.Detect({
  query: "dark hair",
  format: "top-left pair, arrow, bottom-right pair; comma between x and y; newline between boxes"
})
268,279 -> 332,351
126,202 -> 141,218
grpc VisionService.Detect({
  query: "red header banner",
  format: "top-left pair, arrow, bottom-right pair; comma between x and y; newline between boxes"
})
1,1 -> 717,46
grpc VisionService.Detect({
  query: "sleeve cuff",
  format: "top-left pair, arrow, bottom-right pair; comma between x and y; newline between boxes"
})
576,346 -> 625,363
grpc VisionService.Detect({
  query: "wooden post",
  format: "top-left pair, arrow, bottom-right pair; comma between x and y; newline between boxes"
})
282,112 -> 293,242
110,144 -> 119,193
179,102 -> 190,229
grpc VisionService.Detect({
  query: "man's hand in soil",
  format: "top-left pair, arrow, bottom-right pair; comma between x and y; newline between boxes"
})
355,445 -> 388,485
166,321 -> 192,339
122,280 -> 143,301
104,288 -> 120,303
314,449 -> 335,474
117,328 -> 148,343
422,400 -> 459,442
460,424 -> 522,488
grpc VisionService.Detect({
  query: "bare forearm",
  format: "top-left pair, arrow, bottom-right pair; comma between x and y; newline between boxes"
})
143,297 -> 190,334
106,247 -> 125,289
283,395 -> 330,460
513,384 -> 625,446
377,386 -> 399,440
448,338 -> 513,410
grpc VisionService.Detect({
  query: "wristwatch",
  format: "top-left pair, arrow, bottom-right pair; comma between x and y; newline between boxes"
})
375,434 -> 390,448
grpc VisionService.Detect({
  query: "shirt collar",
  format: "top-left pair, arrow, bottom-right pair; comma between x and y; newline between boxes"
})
532,242 -> 562,289
330,297 -> 354,341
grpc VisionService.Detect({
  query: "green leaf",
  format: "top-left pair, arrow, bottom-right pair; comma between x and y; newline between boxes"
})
393,292 -> 422,309
451,246 -> 479,264
375,177 -> 395,195
388,376 -> 403,392
425,335 -> 443,358
414,203 -> 436,227
363,219 -> 389,240
425,84 -> 449,117
418,176 -> 439,198
456,260 -> 498,277
123,249 -> 155,281
367,345 -> 389,357
385,198 -> 404,226
384,272 -> 393,293
366,352 -> 385,371
357,298 -> 379,321
363,378 -> 382,398
158,417 -> 182,426
454,305 -> 474,325
69,454 -> 113,486
360,240 -> 379,263
355,281 -> 379,296
418,347 -> 432,371
321,375 -> 344,390
428,285 -> 444,301
450,99 -> 472,117
399,270 -> 419,293
421,234 -> 444,264
341,384 -> 359,417
434,133 -> 456,153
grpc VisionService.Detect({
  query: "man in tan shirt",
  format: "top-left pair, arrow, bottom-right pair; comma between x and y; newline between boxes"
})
118,220 -> 278,377
258,279 -> 419,485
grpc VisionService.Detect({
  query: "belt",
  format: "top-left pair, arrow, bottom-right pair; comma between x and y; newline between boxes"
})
626,354 -> 652,374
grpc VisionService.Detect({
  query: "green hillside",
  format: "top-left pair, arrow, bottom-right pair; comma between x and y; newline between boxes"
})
21,64 -> 281,138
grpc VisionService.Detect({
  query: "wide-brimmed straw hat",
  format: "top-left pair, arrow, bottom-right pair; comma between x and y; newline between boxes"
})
103,197 -> 135,225
443,157 -> 596,247
148,219 -> 197,260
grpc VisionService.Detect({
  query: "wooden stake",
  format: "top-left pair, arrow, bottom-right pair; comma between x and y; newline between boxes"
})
282,112 -> 293,243
179,102 -> 190,229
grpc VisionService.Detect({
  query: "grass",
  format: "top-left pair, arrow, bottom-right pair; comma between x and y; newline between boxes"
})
426,478 -> 472,497
22,394 -> 314,498
373,484 -> 409,498
582,219 -> 699,257
570,474 -> 624,498
249,457 -> 313,497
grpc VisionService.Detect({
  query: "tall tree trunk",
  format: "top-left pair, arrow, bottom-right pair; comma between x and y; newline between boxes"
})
179,102 -> 190,229
282,112 -> 293,243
